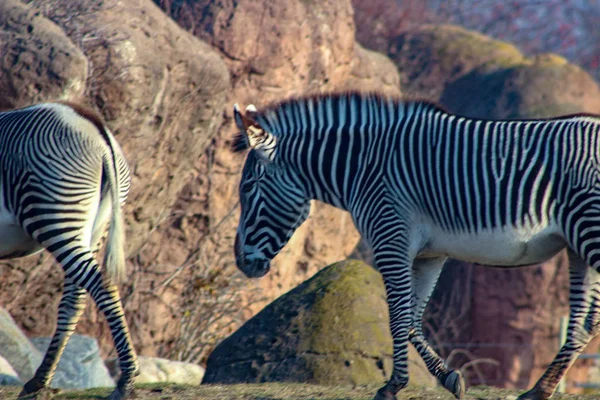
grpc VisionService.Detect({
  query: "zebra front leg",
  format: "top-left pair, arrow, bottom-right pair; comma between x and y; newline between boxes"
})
18,282 -> 86,398
372,239 -> 414,400
409,257 -> 465,399
518,254 -> 599,400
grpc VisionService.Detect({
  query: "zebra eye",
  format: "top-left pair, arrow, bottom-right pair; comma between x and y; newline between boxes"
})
241,179 -> 255,193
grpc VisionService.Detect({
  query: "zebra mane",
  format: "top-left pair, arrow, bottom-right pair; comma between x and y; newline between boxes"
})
230,91 -> 447,149
234,91 -> 600,147
231,91 -> 600,153
260,91 -> 446,117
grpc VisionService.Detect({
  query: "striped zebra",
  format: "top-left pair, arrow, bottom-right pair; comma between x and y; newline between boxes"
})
0,102 -> 138,400
232,92 -> 600,400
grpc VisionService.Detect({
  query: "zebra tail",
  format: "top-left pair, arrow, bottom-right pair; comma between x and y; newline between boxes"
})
102,151 -> 127,285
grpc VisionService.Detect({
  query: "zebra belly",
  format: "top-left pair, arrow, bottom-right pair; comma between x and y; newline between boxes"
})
423,224 -> 567,267
0,206 -> 43,260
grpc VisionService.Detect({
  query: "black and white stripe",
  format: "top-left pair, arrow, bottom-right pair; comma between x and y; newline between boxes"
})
234,92 -> 600,400
0,103 -> 138,400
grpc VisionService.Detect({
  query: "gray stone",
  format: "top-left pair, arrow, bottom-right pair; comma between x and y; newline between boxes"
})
106,356 -> 204,385
31,335 -> 114,389
0,308 -> 42,382
0,354 -> 22,386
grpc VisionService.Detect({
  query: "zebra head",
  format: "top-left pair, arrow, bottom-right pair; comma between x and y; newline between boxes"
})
232,104 -> 311,278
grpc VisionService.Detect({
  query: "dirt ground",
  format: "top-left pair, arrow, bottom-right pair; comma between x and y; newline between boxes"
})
4,383 -> 600,400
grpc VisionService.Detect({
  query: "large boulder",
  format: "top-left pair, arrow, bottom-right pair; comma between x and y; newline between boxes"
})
442,53 -> 600,119
388,24 -> 525,100
203,260 -> 433,386
106,356 -> 205,385
187,0 -> 401,101
31,335 -> 114,389
0,308 -> 42,383
0,355 -> 21,386
16,0 -> 232,256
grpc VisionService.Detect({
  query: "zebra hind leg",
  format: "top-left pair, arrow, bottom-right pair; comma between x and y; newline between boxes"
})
409,256 -> 465,399
89,275 -> 139,400
18,282 -> 86,398
52,246 -> 138,400
518,253 -> 600,400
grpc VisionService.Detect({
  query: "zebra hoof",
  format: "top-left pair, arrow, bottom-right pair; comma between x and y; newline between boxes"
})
18,378 -> 45,399
107,385 -> 134,400
373,386 -> 397,400
18,386 -> 60,399
444,370 -> 466,399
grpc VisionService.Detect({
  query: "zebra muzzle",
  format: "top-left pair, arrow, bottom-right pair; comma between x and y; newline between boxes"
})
237,257 -> 271,278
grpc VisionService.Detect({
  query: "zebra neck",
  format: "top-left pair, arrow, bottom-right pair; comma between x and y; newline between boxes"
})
277,128 -> 388,211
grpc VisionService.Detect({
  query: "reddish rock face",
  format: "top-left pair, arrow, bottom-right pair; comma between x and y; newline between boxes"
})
0,0 -> 401,365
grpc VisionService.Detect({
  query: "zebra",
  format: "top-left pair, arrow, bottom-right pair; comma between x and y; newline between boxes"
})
0,102 -> 138,400
231,91 -> 600,400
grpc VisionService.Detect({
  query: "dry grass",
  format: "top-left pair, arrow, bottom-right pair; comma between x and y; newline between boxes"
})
4,383 -> 600,400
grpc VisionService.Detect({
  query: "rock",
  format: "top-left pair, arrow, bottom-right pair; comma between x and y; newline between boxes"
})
31,335 -> 114,389
203,260 -> 434,387
0,354 -> 22,386
0,0 -> 88,110
105,356 -> 204,385
441,53 -> 600,119
388,24 -> 525,100
23,0 -> 232,256
191,0 -> 401,100
0,308 -> 42,382
385,24 -> 600,118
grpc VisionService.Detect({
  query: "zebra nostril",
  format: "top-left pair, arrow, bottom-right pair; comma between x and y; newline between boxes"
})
247,259 -> 270,278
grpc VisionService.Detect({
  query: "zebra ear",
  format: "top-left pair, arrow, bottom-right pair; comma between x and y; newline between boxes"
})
232,103 -> 253,153
233,104 -> 246,131
245,104 -> 258,119
232,104 -> 276,160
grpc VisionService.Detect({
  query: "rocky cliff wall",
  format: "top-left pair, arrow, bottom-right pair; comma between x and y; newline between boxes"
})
0,0 -> 400,364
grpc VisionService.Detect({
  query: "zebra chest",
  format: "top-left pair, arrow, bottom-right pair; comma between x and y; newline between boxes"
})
421,223 -> 566,267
